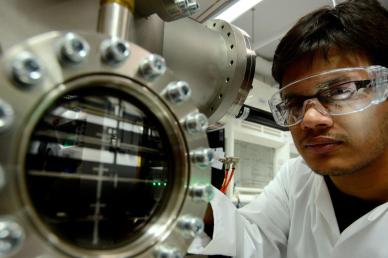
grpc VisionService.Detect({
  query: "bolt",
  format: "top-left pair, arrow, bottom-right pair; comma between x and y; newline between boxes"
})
189,184 -> 214,202
139,54 -> 166,81
154,246 -> 183,258
184,0 -> 200,16
11,52 -> 43,86
59,33 -> 90,64
174,0 -> 187,10
185,112 -> 208,133
0,220 -> 24,256
190,148 -> 214,168
165,81 -> 192,104
0,99 -> 14,133
177,215 -> 204,238
101,38 -> 131,65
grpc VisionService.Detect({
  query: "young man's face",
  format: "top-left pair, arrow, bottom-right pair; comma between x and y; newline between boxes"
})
283,50 -> 388,176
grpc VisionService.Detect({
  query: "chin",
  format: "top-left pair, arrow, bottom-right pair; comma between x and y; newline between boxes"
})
310,166 -> 359,176
302,156 -> 360,176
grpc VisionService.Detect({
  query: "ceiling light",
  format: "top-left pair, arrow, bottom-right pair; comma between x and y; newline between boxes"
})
214,0 -> 265,22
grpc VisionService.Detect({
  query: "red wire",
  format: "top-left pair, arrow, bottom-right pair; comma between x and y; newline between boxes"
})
221,168 -> 229,192
222,167 -> 235,193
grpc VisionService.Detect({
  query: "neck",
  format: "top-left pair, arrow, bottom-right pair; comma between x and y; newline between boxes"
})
330,150 -> 388,202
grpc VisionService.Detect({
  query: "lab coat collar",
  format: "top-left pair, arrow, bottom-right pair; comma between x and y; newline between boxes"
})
314,172 -> 388,245
314,173 -> 341,237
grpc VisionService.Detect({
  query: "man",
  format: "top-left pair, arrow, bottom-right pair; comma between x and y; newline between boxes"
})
189,0 -> 388,257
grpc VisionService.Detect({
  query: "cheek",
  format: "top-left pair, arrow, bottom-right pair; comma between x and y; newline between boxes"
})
337,107 -> 385,146
289,128 -> 304,151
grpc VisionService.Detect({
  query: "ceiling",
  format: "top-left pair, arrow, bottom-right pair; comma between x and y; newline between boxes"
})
194,0 -> 388,62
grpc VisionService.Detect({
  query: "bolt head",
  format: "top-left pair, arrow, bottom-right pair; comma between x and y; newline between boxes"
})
165,81 -> 192,104
11,52 -> 43,86
174,0 -> 187,10
190,148 -> 214,168
177,215 -> 204,238
60,33 -> 90,64
0,99 -> 14,133
185,112 -> 208,133
139,54 -> 166,81
0,220 -> 25,256
184,0 -> 200,15
154,246 -> 183,258
189,184 -> 214,202
101,38 -> 130,65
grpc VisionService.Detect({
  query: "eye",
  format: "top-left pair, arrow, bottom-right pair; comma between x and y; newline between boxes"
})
284,98 -> 304,115
320,82 -> 357,101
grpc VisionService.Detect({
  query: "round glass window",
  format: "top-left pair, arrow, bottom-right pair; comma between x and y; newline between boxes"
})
25,86 -> 174,250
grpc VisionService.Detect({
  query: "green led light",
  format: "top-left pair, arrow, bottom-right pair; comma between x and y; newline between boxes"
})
152,182 -> 156,186
157,182 -> 161,186
164,182 -> 167,186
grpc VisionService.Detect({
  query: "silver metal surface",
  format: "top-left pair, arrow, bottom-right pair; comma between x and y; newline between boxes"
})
164,80 -> 192,104
0,219 -> 25,257
185,0 -> 201,16
139,54 -> 167,81
190,148 -> 214,168
189,184 -> 214,202
0,0 -> 165,56
154,245 -> 184,258
136,0 -> 200,22
176,215 -> 204,238
11,52 -> 44,86
0,31 -> 211,258
97,2 -> 132,40
133,14 -> 165,54
163,18 -> 256,126
100,37 -> 131,65
0,98 -> 14,133
59,33 -> 90,64
184,112 -> 209,134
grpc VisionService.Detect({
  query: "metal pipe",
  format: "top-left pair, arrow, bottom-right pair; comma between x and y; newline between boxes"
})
163,18 -> 256,126
97,0 -> 135,40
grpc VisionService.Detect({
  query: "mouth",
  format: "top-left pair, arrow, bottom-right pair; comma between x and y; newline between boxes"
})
303,136 -> 343,155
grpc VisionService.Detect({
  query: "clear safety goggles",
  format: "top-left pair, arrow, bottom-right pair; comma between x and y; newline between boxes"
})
269,66 -> 388,127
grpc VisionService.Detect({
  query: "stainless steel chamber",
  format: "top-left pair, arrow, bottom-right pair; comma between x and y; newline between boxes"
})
0,0 -> 256,257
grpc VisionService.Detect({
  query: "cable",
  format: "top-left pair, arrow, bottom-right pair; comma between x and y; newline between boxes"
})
220,166 -> 229,192
221,166 -> 235,193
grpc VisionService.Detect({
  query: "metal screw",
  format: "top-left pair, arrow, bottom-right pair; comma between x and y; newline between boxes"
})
184,112 -> 208,133
165,81 -> 192,104
101,38 -> 131,65
59,33 -> 90,64
189,184 -> 214,202
0,99 -> 14,133
177,215 -> 204,238
154,245 -> 183,258
139,54 -> 166,81
174,0 -> 187,10
184,0 -> 200,16
0,220 -> 25,256
11,52 -> 43,86
190,148 -> 214,168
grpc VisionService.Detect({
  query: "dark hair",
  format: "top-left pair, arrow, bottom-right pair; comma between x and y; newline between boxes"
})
272,0 -> 388,86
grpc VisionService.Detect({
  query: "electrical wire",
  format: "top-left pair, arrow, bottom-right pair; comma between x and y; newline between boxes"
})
221,166 -> 235,193
220,167 -> 229,192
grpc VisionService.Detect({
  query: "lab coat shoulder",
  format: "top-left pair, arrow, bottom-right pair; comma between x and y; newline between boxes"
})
189,157 -> 315,258
236,157 -> 315,257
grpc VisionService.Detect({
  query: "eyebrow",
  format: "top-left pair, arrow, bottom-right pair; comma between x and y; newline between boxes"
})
281,76 -> 350,99
315,77 -> 348,90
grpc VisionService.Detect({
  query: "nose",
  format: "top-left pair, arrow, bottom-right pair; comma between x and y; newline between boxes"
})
300,100 -> 333,130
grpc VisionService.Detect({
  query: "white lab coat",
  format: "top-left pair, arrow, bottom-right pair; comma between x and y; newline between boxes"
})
189,157 -> 388,258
